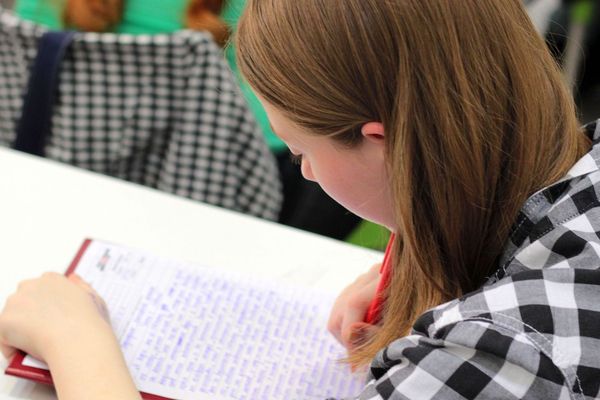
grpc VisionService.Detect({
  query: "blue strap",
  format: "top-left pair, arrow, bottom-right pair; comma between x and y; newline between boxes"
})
14,31 -> 76,156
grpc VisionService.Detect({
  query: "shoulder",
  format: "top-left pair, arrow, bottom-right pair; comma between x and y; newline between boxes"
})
360,268 -> 600,399
356,123 -> 600,399
498,120 -> 600,278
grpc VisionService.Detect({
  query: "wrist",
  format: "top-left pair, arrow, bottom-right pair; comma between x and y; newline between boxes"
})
43,316 -> 115,368
44,322 -> 141,400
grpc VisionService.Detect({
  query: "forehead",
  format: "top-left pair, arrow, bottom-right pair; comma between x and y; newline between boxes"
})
260,97 -> 310,140
260,98 -> 289,128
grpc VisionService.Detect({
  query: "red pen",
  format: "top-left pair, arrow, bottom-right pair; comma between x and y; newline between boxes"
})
364,234 -> 395,325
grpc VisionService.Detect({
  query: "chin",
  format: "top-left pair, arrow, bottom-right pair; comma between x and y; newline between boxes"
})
350,210 -> 394,232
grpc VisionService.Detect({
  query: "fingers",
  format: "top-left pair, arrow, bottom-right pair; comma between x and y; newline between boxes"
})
0,272 -> 114,363
327,316 -> 342,344
347,322 -> 379,350
68,274 -> 110,322
68,273 -> 92,290
0,342 -> 15,360
340,307 -> 368,347
328,262 -> 383,347
340,277 -> 379,347
68,274 -> 101,299
0,302 -> 17,360
366,262 -> 382,278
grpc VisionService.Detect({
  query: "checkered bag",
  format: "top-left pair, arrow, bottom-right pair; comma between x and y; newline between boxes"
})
0,8 -> 282,220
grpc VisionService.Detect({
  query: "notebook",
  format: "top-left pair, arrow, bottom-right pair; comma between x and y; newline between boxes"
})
6,239 -> 366,400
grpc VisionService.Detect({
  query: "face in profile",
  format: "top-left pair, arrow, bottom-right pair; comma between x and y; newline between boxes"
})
260,99 -> 396,230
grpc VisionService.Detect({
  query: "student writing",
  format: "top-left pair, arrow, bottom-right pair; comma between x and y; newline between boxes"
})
2,0 -> 600,398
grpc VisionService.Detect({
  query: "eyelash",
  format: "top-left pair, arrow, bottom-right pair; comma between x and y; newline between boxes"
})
290,153 -> 303,165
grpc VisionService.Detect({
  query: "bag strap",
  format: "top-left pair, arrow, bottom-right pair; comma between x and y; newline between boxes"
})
14,31 -> 76,156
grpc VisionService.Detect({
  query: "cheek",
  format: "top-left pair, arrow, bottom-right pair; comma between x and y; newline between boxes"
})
311,164 -> 364,212
312,163 -> 394,227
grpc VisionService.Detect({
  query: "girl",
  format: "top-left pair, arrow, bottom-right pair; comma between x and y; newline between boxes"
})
2,0 -> 600,398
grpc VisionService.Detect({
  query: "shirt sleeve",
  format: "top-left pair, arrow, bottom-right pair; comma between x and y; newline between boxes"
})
353,320 -> 567,399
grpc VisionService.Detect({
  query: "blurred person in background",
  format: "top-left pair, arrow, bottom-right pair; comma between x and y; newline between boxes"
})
11,0 -> 366,243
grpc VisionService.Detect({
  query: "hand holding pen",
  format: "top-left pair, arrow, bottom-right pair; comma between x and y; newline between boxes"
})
327,263 -> 382,350
327,235 -> 394,351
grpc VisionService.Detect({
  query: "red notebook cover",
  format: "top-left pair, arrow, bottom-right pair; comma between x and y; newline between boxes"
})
4,239 -> 171,400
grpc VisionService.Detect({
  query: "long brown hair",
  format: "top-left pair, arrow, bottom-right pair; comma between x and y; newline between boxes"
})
236,0 -> 590,366
63,0 -> 230,46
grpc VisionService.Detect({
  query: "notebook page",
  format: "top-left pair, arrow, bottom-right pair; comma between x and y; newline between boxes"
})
24,240 -> 366,400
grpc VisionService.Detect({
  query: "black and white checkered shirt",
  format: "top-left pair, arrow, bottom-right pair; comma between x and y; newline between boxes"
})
0,8 -> 282,220
349,121 -> 600,399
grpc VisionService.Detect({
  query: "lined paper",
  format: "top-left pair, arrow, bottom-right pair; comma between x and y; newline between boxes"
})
24,240 -> 365,399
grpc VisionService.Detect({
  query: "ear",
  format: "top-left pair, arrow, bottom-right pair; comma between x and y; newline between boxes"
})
361,122 -> 385,144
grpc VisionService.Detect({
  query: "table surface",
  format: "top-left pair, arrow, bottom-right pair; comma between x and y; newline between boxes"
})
0,147 -> 382,400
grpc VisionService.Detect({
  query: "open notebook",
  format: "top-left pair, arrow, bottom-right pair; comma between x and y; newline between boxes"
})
6,239 -> 366,400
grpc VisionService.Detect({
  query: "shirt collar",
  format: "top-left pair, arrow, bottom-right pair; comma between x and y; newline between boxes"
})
489,120 -> 600,283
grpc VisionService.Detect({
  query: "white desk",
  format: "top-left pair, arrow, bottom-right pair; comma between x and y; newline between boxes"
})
0,147 -> 382,400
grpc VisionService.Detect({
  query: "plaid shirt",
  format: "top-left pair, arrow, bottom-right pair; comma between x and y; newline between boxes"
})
352,121 -> 600,399
0,8 -> 282,220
